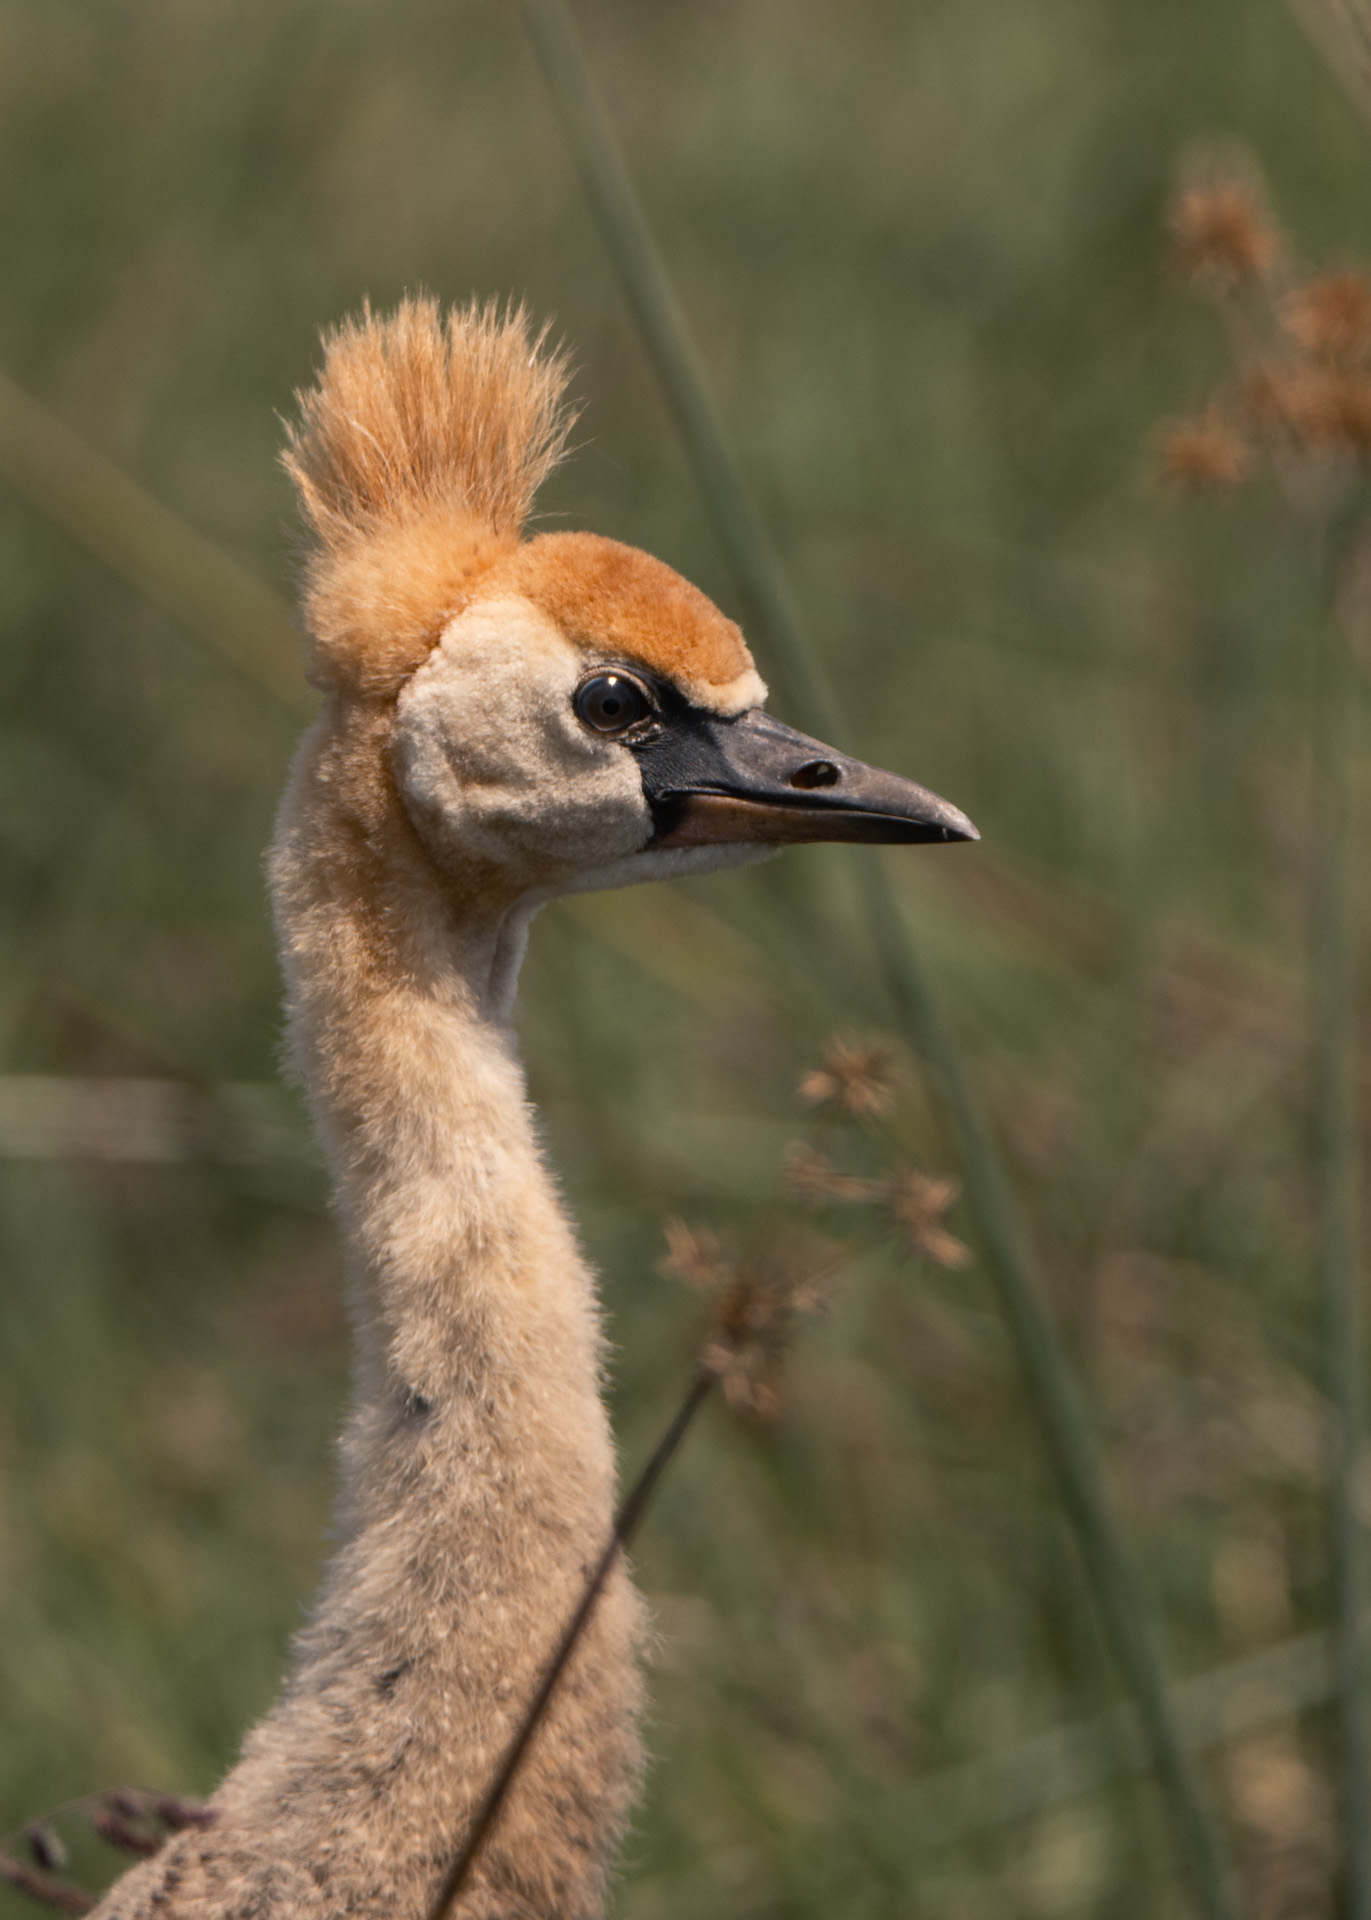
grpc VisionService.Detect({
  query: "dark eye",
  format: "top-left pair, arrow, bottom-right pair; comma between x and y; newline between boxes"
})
574,672 -> 651,734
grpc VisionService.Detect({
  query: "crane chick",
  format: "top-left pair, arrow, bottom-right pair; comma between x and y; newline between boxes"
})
89,296 -> 974,1920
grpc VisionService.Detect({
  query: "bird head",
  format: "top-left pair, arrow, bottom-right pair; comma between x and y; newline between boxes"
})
391,527 -> 975,902
283,297 -> 975,911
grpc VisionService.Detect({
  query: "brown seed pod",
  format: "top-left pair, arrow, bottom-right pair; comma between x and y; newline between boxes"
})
1168,182 -> 1278,289
1159,410 -> 1250,490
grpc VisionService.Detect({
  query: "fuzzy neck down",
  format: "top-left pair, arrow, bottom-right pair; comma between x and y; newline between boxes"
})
90,697 -> 645,1920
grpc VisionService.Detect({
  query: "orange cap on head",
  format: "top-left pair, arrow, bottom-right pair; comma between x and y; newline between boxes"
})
503,532 -> 765,716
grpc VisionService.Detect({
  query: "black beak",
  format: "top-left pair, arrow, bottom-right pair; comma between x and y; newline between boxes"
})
634,706 -> 978,849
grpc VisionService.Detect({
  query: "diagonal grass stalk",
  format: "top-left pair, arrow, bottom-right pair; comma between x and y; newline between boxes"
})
0,370 -> 307,713
1284,0 -> 1371,133
1310,510 -> 1370,1920
516,2 -> 1240,1913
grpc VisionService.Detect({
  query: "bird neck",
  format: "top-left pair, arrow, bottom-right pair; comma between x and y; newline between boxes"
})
116,696 -> 644,1920
270,700 -> 600,1495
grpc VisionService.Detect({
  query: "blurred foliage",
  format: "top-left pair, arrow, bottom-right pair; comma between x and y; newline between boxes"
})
1,0 -> 1369,1915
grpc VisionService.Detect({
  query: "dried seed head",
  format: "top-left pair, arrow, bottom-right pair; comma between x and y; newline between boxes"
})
154,1797 -> 215,1833
1284,272 -> 1371,367
799,1039 -> 894,1119
784,1142 -> 884,1205
701,1264 -> 822,1424
660,1218 -> 730,1293
91,1811 -> 159,1860
888,1169 -> 971,1269
105,1793 -> 150,1823
1242,362 -> 1371,459
665,1220 -> 836,1425
701,1299 -> 786,1424
1169,182 -> 1278,289
1242,362 -> 1322,441
1159,410 -> 1250,490
700,1343 -> 783,1423
24,1826 -> 65,1875
1317,375 -> 1371,455
0,1852 -> 92,1916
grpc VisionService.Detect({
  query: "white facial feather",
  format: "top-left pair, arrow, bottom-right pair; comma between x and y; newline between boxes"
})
394,595 -> 652,886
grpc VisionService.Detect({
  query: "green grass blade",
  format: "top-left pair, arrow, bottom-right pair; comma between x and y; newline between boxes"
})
0,369 -> 307,714
518,3 -> 1241,1913
1310,522 -> 1370,1920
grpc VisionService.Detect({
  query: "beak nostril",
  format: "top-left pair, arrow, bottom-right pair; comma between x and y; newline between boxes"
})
789,760 -> 841,791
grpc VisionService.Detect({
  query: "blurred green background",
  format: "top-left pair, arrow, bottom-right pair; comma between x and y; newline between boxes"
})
0,1 -> 1367,1914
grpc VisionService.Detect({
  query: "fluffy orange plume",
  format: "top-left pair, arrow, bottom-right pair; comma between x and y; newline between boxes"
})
281,296 -> 575,695
283,293 -> 574,549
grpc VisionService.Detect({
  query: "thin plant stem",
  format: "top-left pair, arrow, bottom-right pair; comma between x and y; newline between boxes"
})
516,4 -> 1240,1914
1311,512 -> 1370,1920
428,1366 -> 715,1920
851,851 -> 1239,1911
